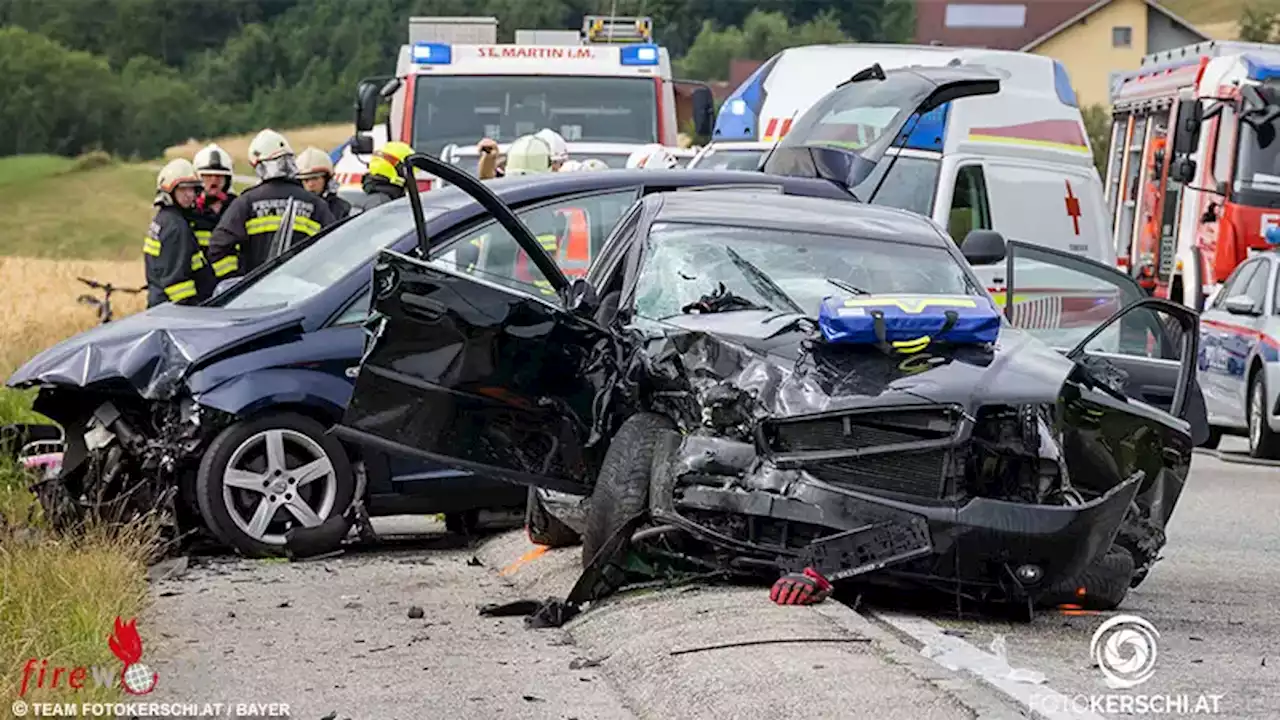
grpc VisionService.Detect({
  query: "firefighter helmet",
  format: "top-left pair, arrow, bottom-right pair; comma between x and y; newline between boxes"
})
578,158 -> 609,171
626,144 -> 678,169
156,159 -> 201,193
559,160 -> 583,172
194,143 -> 234,177
247,129 -> 294,167
368,141 -> 415,187
296,147 -> 335,180
535,128 -> 569,163
505,135 -> 553,175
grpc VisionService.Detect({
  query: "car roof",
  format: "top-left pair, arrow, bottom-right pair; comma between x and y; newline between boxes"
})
645,191 -> 950,247
414,168 -> 846,213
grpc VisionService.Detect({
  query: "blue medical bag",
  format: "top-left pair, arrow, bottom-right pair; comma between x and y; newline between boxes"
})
818,294 -> 1001,351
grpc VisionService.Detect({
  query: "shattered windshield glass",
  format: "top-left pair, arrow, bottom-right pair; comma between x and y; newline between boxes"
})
632,222 -> 979,320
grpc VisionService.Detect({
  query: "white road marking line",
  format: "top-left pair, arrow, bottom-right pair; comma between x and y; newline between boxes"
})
871,611 -> 1108,720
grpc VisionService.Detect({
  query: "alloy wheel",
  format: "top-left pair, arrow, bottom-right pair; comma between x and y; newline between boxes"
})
221,428 -> 337,545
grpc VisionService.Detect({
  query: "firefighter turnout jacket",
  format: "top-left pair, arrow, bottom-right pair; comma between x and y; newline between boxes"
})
145,205 -> 216,308
323,191 -> 352,221
188,190 -> 238,250
207,178 -> 336,278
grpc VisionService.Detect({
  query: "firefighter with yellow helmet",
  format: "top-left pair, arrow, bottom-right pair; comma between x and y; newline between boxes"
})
208,129 -> 337,278
145,159 -> 216,308
189,143 -> 238,250
362,141 -> 415,208
297,146 -> 351,220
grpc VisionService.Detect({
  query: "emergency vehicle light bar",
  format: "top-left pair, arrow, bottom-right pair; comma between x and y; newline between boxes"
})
583,15 -> 652,44
412,42 -> 452,64
619,44 -> 659,66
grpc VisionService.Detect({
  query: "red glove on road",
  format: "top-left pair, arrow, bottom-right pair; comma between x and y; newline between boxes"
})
770,567 -> 832,605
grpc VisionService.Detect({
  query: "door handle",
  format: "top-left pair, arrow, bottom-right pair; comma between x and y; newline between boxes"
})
401,292 -> 446,321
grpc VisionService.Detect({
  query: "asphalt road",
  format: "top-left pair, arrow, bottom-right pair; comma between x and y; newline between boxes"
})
860,437 -> 1280,719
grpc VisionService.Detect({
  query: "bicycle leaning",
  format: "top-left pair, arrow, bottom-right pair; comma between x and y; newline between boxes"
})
75,276 -> 145,324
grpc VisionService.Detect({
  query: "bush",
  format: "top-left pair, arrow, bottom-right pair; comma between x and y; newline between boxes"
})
69,150 -> 115,172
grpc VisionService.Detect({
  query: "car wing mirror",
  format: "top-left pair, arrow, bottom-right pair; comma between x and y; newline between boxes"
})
564,278 -> 600,317
960,229 -> 1007,265
1224,294 -> 1260,316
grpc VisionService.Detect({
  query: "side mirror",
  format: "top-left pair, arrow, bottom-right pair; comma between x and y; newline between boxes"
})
691,86 -> 715,138
1172,97 -> 1202,156
565,277 -> 599,317
355,81 -> 380,133
351,133 -> 373,155
960,229 -> 1007,266
1171,157 -> 1197,184
1224,294 -> 1260,316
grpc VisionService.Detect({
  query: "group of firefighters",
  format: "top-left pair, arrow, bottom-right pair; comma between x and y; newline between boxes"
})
145,125 -> 681,309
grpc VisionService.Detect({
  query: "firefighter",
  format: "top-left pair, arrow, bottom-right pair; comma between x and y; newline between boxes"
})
504,134 -> 557,176
145,159 -> 216,308
626,144 -> 679,169
578,158 -> 609,171
534,128 -> 570,171
208,129 -> 337,279
190,143 -> 238,250
297,146 -> 351,220
362,141 -> 416,208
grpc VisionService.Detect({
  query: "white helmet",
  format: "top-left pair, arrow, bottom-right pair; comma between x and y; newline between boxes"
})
534,128 -> 569,163
505,134 -> 553,175
578,158 -> 610,171
247,128 -> 294,167
626,144 -> 678,169
155,158 -> 200,205
296,147 -> 335,179
193,143 -> 234,177
559,160 -> 583,172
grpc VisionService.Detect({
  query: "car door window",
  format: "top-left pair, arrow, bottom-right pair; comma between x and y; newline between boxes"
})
948,164 -> 991,242
429,188 -> 640,298
1072,299 -> 1198,416
1003,240 -> 1145,350
330,286 -> 372,326
1211,260 -> 1257,311
1242,259 -> 1270,313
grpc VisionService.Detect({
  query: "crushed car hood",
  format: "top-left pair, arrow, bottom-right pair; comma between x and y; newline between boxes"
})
6,303 -> 306,399
638,311 -> 1075,423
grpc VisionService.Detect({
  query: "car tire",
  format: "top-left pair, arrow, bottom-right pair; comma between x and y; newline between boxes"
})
581,412 -> 676,569
526,488 -> 580,547
1039,548 -> 1134,611
1248,373 -> 1280,459
197,412 -> 355,558
1199,426 -> 1223,450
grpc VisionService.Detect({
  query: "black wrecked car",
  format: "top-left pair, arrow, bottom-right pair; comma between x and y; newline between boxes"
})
334,153 -> 1206,616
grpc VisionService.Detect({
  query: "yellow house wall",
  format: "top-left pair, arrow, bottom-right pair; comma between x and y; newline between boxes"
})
1033,0 -> 1150,108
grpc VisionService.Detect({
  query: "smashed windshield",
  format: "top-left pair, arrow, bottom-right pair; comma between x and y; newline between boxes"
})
632,222 -> 978,320
219,203 -> 431,310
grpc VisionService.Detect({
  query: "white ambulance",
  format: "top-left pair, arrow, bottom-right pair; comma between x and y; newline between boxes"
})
335,15 -> 713,195
757,56 -> 1116,342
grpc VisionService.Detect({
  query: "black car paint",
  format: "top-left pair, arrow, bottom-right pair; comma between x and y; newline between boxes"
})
335,153 -> 1203,604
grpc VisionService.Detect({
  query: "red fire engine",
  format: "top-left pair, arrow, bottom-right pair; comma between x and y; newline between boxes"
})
1107,41 -> 1280,310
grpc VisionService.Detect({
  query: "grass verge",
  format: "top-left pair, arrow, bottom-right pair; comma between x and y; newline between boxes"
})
0,253 -> 157,705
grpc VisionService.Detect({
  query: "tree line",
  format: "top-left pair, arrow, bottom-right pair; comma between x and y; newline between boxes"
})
0,0 -> 912,159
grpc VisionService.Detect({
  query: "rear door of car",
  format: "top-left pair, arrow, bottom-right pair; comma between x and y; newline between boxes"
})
334,158 -> 629,496
1198,257 -> 1275,425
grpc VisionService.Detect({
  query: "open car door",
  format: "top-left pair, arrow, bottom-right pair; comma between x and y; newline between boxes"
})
761,63 -> 1000,195
333,154 -> 618,496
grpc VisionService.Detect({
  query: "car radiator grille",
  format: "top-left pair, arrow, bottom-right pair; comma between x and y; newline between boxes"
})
766,408 -> 957,499
806,451 -> 948,498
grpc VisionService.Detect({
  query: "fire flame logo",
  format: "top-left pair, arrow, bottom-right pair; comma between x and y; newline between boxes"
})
108,616 -> 158,695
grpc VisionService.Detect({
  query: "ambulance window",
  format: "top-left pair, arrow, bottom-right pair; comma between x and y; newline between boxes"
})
948,165 -> 991,242
1210,104 -> 1237,183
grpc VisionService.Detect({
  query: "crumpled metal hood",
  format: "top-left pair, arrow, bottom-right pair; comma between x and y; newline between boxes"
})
640,312 -> 1075,421
6,303 -> 306,400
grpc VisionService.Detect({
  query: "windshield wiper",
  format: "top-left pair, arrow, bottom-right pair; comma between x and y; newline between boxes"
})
679,282 -> 771,316
724,246 -> 806,316
825,277 -> 871,296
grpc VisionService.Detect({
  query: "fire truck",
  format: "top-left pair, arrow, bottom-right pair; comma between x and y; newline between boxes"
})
336,15 -> 714,195
1108,41 -> 1280,310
